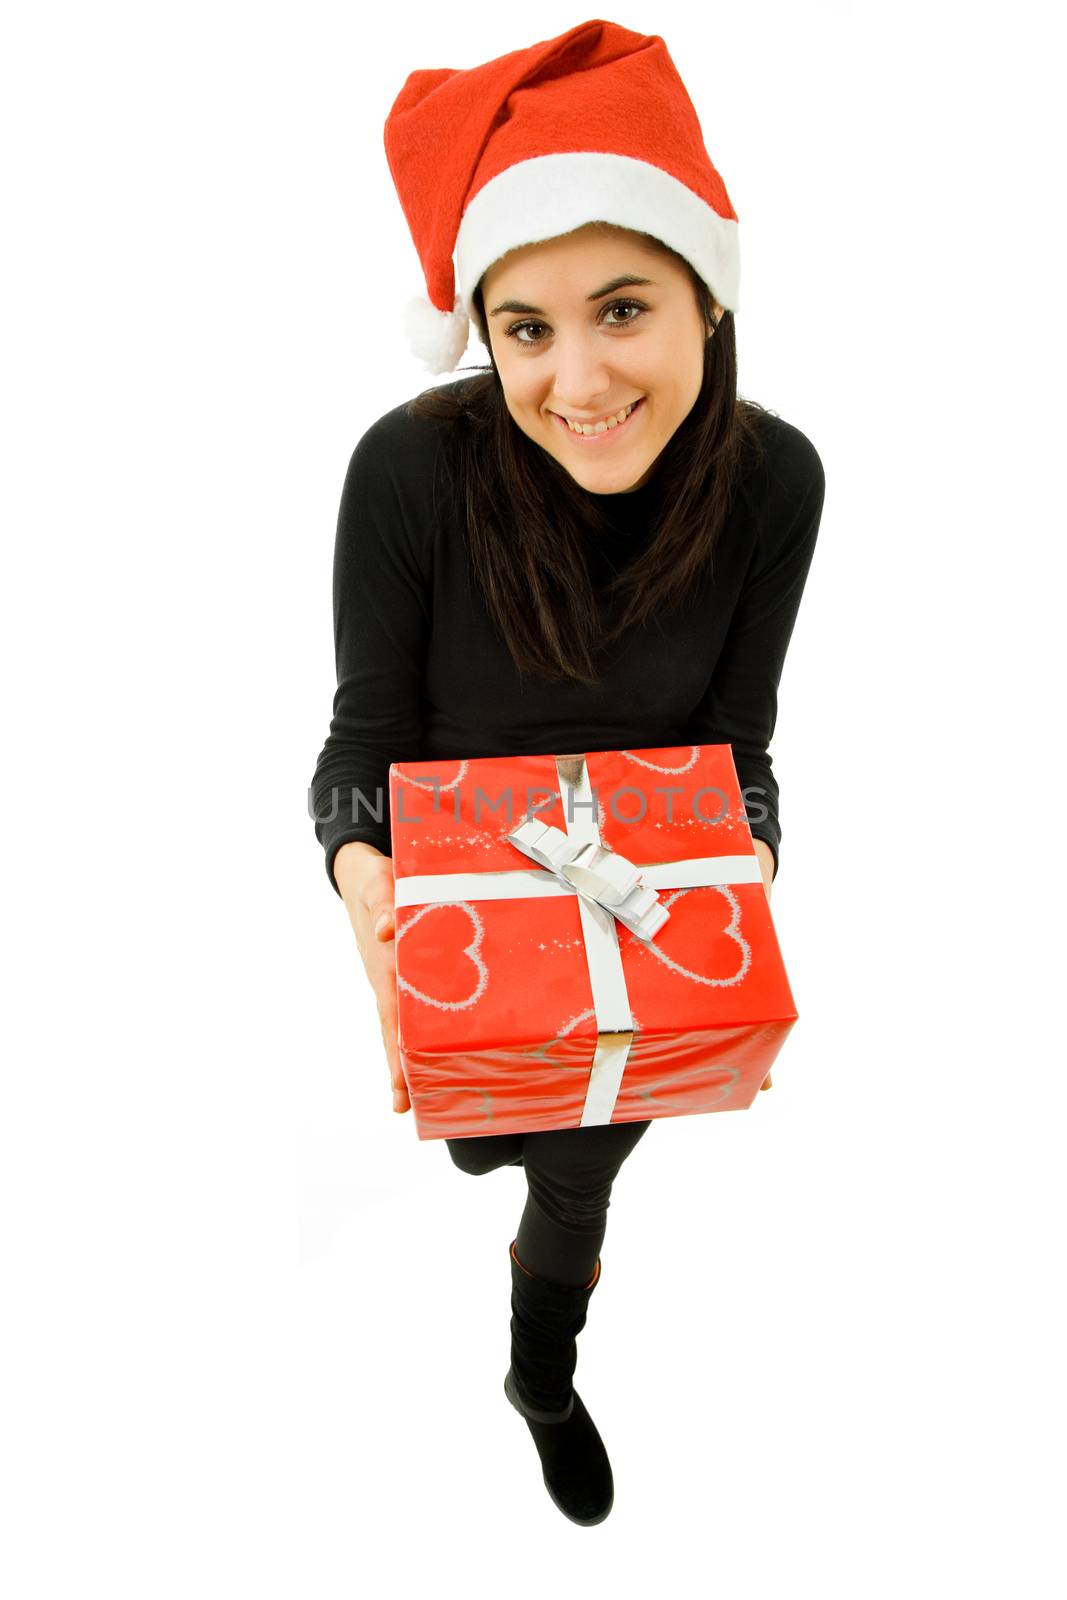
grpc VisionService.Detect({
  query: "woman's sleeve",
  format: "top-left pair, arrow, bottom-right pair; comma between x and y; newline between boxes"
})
308,419 -> 434,896
685,437 -> 826,881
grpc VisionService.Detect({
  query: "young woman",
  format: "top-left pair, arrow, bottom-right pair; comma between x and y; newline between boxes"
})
309,21 -> 825,1527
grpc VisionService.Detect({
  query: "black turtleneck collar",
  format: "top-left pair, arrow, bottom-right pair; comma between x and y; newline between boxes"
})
582,471 -> 663,537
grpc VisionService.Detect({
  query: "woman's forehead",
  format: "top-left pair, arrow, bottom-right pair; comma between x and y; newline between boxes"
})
482,225 -> 669,292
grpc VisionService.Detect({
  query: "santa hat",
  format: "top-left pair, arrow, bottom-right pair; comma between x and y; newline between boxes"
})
383,18 -> 740,375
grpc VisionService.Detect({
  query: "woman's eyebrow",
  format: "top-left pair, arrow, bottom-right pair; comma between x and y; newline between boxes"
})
488,274 -> 657,317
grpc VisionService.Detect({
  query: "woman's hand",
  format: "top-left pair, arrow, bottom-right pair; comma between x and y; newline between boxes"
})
334,842 -> 410,1115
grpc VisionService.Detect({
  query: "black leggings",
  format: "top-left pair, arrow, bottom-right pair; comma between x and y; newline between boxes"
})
446,1120 -> 652,1287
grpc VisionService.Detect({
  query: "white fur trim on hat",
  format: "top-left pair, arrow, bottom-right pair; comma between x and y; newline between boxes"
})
455,152 -> 740,321
404,292 -> 471,375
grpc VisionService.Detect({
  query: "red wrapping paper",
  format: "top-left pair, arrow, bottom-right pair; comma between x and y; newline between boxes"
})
389,745 -> 797,1140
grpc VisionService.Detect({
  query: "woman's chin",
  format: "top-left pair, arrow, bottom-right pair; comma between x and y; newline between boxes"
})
557,453 -> 658,494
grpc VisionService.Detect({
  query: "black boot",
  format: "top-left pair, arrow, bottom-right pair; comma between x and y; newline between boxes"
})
504,1238 -> 613,1526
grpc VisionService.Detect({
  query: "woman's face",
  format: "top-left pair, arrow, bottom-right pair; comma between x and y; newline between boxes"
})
480,223 -> 721,495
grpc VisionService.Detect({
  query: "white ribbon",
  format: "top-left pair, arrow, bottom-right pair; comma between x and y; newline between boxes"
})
394,754 -> 763,1126
505,815 -> 669,943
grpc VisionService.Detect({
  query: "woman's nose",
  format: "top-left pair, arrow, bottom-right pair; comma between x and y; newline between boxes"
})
550,341 -> 615,409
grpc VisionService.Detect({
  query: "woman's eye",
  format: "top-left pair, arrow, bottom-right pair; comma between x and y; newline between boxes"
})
602,300 -> 644,326
508,320 -> 548,345
504,299 -> 647,347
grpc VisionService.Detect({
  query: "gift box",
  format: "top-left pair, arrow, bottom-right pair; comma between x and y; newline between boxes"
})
389,745 -> 797,1141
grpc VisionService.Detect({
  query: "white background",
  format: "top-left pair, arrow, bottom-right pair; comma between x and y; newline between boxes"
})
3,2 -> 1063,1594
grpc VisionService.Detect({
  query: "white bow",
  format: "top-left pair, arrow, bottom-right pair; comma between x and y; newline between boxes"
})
506,817 -> 669,944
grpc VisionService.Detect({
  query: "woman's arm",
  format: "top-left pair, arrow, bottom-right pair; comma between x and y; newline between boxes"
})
309,412 -> 436,895
686,427 -> 825,883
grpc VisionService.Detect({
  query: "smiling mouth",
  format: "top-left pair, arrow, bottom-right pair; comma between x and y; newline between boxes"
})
551,397 -> 645,440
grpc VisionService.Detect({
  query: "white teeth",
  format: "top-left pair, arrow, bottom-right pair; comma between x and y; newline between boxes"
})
563,400 -> 639,435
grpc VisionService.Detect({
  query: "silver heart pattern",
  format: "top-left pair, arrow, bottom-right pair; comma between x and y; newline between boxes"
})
395,901 -> 489,1011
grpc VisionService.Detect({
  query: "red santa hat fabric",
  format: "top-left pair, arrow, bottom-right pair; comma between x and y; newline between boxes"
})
383,18 -> 741,374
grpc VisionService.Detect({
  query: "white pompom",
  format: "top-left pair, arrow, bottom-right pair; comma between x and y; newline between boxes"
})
403,292 -> 470,375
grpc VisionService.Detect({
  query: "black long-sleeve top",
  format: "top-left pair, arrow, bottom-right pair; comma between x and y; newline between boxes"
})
309,379 -> 825,896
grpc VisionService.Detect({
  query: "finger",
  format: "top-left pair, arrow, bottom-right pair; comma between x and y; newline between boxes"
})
388,1053 -> 405,1099
378,990 -> 398,1039
383,988 -> 404,1111
390,1054 -> 410,1113
759,1070 -> 773,1091
379,990 -> 409,1113
379,1011 -> 404,1092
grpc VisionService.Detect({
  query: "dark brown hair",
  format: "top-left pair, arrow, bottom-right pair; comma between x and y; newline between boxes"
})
407,230 -> 773,688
